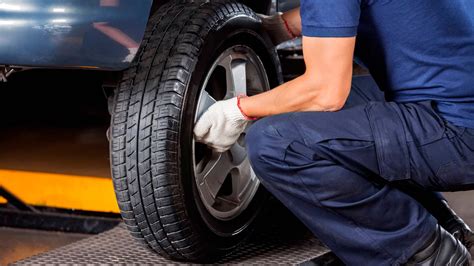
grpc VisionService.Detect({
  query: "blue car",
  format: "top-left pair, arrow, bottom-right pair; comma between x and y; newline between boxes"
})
0,0 -> 301,262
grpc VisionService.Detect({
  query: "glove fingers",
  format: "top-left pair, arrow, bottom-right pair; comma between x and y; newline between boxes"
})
193,116 -> 212,141
200,130 -> 231,153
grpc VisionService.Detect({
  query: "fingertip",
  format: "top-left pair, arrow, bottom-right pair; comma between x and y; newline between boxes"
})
193,119 -> 211,138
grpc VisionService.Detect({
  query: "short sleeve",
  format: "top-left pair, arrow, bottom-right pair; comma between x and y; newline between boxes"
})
300,0 -> 362,37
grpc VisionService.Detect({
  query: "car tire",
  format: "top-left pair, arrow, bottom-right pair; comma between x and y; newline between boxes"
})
109,0 -> 282,262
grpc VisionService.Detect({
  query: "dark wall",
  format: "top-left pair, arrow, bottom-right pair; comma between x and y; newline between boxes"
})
0,70 -> 109,128
238,0 -> 272,14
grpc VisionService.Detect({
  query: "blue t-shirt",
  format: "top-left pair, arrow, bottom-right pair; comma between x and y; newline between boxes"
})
301,0 -> 474,129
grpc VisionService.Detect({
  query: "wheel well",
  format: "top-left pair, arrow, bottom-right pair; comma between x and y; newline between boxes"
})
151,0 -> 273,15
237,0 -> 273,14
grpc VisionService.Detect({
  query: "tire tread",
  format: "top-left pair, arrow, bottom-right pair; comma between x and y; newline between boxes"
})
110,0 -> 262,261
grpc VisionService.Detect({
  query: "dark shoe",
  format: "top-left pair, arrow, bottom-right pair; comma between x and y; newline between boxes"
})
439,200 -> 474,250
406,225 -> 471,265
394,181 -> 474,250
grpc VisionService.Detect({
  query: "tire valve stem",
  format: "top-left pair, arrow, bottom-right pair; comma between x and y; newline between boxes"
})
0,66 -> 15,82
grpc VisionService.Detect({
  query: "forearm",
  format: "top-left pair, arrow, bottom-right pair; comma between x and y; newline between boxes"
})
240,74 -> 350,118
240,36 -> 355,118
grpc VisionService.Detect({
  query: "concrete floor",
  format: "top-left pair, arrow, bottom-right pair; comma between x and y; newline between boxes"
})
1,194 -> 472,264
0,227 -> 88,265
444,191 -> 474,263
443,193 -> 474,261
444,191 -> 474,232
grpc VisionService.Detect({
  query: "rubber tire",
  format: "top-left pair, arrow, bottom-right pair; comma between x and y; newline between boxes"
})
109,0 -> 282,262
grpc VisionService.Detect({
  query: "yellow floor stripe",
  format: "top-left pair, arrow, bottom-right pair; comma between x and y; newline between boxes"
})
0,169 -> 119,213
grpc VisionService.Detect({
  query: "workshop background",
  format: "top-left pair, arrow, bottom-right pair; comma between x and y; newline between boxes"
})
0,70 -> 118,265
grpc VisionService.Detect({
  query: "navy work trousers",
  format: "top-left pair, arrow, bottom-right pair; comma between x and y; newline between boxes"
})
245,75 -> 474,265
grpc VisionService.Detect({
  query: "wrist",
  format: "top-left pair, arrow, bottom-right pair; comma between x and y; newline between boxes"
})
259,13 -> 294,45
237,95 -> 257,121
280,14 -> 297,39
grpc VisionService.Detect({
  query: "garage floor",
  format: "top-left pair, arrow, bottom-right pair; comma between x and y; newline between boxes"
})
0,227 -> 88,265
2,193 -> 472,265
0,70 -> 473,264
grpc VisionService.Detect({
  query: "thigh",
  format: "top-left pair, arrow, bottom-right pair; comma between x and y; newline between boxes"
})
253,76 -> 396,184
279,101 -> 406,185
255,75 -> 474,190
409,125 -> 474,191
349,76 -> 474,190
262,102 -> 382,184
361,99 -> 474,191
263,100 -> 474,192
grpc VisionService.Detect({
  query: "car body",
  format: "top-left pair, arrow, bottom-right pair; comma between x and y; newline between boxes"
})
0,0 -> 299,70
0,0 -> 152,70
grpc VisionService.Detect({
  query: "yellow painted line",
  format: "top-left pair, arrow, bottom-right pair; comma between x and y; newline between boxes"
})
0,195 -> 6,204
0,169 -> 119,213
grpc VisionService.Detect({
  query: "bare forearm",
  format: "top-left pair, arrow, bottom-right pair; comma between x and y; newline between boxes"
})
240,37 -> 355,118
240,74 -> 350,118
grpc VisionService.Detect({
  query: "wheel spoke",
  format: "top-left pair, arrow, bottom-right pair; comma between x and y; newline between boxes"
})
230,60 -> 247,96
219,55 -> 248,97
195,90 -> 216,122
196,151 -> 234,201
230,158 -> 256,203
229,141 -> 247,165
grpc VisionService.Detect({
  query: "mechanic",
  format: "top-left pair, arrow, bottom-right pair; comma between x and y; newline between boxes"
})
194,1 -> 474,265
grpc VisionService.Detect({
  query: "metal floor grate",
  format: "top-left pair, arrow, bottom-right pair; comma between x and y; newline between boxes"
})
15,223 -> 330,265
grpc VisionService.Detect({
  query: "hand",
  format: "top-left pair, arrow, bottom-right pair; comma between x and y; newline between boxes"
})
258,12 -> 295,46
194,97 -> 251,153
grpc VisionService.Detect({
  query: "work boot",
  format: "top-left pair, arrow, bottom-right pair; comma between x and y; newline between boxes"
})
394,181 -> 474,250
406,225 -> 471,265
439,200 -> 474,250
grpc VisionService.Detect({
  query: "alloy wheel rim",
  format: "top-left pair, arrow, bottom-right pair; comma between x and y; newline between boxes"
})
192,45 -> 270,221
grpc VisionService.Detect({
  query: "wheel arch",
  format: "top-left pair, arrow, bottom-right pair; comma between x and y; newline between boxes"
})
237,0 -> 273,14
151,0 -> 274,15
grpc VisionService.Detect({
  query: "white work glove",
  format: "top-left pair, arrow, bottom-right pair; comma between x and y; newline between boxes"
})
258,12 -> 295,46
194,97 -> 251,153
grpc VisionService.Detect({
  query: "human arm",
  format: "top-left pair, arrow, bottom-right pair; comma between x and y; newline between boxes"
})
240,36 -> 355,117
260,8 -> 302,45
